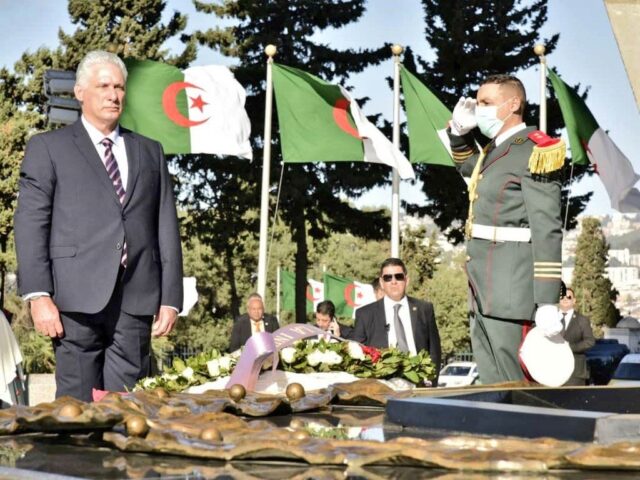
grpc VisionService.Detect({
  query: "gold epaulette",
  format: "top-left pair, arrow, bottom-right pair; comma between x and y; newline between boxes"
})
527,130 -> 566,174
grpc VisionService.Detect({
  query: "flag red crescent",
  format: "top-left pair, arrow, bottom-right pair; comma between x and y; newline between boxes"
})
344,283 -> 359,307
332,98 -> 360,139
306,284 -> 319,302
162,81 -> 210,127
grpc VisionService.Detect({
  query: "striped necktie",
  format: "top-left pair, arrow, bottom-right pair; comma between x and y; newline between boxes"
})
101,138 -> 127,267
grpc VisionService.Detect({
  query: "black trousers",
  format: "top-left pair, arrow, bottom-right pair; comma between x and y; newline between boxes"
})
53,275 -> 153,402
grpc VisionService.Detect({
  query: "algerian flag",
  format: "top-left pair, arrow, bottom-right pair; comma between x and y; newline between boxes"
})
281,270 -> 296,311
400,66 -> 453,166
121,59 -> 252,159
306,278 -> 324,313
549,69 -> 640,212
280,270 -> 323,313
324,273 -> 377,318
272,63 -> 415,180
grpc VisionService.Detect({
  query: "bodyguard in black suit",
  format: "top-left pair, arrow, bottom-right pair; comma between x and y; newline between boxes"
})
560,287 -> 596,386
353,258 -> 441,384
228,294 -> 280,352
15,51 -> 183,401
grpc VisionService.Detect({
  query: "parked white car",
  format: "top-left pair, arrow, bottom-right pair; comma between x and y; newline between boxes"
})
609,353 -> 640,386
438,361 -> 479,388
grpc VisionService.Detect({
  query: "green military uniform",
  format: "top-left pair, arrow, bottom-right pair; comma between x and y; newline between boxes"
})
449,125 -> 564,384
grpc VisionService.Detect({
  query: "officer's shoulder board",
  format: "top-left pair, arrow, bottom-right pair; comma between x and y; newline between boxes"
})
526,130 -> 566,174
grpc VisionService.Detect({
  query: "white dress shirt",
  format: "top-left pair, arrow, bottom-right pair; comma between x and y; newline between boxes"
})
81,116 -> 129,190
561,309 -> 575,329
383,295 -> 417,355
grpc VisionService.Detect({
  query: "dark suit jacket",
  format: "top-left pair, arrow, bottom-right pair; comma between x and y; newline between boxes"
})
562,312 -> 595,385
353,297 -> 441,383
15,120 -> 183,315
336,322 -> 353,340
228,314 -> 280,352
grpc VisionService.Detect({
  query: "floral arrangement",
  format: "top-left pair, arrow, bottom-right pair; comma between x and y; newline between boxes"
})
135,340 -> 435,393
135,349 -> 237,392
280,340 -> 436,385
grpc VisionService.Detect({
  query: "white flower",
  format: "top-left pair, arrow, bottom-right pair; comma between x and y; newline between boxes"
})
181,367 -> 194,379
281,347 -> 297,363
142,377 -> 156,388
218,356 -> 232,371
207,359 -> 221,377
307,350 -> 324,367
161,373 -> 178,381
323,351 -> 343,366
347,342 -> 365,360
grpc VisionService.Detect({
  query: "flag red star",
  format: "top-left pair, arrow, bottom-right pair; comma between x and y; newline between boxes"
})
190,95 -> 208,113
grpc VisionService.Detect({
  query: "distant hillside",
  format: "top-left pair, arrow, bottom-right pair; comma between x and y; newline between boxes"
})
608,230 -> 640,252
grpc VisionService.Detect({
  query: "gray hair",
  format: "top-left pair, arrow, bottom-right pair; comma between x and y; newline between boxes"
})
246,293 -> 263,306
76,50 -> 127,86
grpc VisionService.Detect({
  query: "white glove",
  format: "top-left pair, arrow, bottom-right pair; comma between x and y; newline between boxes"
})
450,96 -> 477,136
534,304 -> 563,338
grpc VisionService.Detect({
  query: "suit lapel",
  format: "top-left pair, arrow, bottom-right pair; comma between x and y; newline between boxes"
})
72,121 -> 121,208
407,297 -> 423,350
565,313 -> 579,339
121,129 -> 140,209
375,300 -> 389,347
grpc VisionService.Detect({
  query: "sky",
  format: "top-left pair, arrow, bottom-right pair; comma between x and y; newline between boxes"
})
1,0 -> 638,219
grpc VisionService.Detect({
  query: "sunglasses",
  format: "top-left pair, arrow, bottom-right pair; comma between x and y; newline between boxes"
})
382,273 -> 406,282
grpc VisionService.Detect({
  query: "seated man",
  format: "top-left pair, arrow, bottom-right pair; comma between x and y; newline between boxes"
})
228,293 -> 279,352
353,258 -> 441,383
315,300 -> 353,340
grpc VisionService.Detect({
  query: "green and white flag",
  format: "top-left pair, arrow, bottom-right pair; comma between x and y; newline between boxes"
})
400,66 -> 453,166
549,69 -> 640,212
272,63 -> 414,180
280,270 -> 322,313
324,273 -> 377,318
280,270 -> 296,312
306,278 -> 324,313
121,59 -> 252,159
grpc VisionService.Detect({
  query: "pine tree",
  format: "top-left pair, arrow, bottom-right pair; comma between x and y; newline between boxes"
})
192,0 -> 392,322
405,0 -> 591,242
0,83 -> 36,309
572,217 -> 618,336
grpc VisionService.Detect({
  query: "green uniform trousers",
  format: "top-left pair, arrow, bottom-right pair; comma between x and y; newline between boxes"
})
470,310 -> 527,384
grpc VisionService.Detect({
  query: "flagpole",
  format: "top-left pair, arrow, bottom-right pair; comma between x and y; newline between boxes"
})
257,44 -> 276,299
534,43 -> 547,133
536,43 -> 573,230
391,44 -> 403,257
276,264 -> 281,320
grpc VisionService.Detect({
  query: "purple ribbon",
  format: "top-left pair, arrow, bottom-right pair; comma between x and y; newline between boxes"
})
226,324 -> 343,391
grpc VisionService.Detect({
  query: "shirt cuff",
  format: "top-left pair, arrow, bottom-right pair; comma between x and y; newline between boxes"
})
162,305 -> 180,314
23,292 -> 51,302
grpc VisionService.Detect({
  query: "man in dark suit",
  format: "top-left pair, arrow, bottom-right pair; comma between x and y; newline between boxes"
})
15,51 -> 183,402
353,258 -> 441,383
315,300 -> 353,340
559,287 -> 595,386
229,293 -> 279,352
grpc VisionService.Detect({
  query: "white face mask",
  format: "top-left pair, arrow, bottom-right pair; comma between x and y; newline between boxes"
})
475,99 -> 513,138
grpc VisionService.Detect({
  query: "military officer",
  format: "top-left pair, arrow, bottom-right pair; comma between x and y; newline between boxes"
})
448,74 -> 565,384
